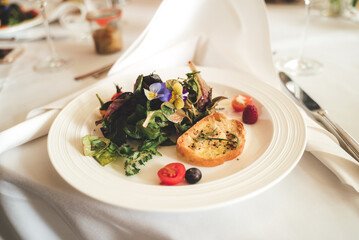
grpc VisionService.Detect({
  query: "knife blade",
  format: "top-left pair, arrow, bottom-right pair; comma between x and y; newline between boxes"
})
74,63 -> 114,81
279,71 -> 359,162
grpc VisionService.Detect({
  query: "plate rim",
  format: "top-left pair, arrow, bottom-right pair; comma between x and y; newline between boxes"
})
0,14 -> 42,36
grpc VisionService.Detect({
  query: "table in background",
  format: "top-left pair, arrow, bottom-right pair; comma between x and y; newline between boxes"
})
0,0 -> 162,131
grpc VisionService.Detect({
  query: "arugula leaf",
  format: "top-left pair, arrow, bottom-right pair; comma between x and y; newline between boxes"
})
140,119 -> 161,140
122,134 -> 168,176
184,71 -> 201,104
175,123 -> 192,133
123,104 -> 147,140
124,151 -> 153,176
139,134 -> 167,152
161,102 -> 175,116
123,123 -> 143,139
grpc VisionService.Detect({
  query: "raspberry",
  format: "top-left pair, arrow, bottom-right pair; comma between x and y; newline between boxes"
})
242,105 -> 258,124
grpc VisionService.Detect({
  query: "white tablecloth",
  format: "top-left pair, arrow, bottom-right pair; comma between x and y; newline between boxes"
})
1,1 -> 358,239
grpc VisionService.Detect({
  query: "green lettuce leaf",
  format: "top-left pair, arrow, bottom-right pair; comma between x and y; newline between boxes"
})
82,135 -> 120,166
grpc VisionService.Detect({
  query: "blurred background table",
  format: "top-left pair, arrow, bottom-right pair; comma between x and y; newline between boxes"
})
1,1 -> 358,239
0,0 -> 163,131
268,1 -> 359,140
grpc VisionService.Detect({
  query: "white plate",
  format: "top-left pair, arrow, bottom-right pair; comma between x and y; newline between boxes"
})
0,17 -> 41,36
48,67 -> 306,212
0,5 -> 41,36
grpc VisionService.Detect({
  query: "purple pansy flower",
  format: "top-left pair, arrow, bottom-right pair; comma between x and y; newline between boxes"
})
182,89 -> 188,103
144,82 -> 172,102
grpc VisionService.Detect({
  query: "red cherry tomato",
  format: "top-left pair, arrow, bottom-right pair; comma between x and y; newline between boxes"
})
157,163 -> 186,185
111,92 -> 123,100
231,94 -> 252,112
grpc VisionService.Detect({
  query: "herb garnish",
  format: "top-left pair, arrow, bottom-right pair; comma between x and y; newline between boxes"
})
195,129 -> 239,149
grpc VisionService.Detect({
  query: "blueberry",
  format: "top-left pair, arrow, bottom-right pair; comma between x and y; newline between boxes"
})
185,168 -> 202,184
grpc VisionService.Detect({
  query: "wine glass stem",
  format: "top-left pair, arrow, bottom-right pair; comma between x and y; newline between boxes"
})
298,0 -> 312,61
39,1 -> 59,61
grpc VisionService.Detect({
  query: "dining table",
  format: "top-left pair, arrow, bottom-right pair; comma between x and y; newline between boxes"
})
0,0 -> 358,239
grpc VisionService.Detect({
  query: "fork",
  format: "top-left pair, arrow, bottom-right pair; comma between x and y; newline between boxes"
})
74,63 -> 114,81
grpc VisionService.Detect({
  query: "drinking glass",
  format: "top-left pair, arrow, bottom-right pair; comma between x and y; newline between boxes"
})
275,0 -> 322,76
31,0 -> 69,72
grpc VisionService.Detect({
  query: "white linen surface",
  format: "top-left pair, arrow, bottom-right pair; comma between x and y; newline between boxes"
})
1,0 -> 359,239
1,0 -> 358,191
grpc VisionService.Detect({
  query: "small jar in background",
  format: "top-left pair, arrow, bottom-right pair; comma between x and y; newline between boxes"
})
86,9 -> 123,54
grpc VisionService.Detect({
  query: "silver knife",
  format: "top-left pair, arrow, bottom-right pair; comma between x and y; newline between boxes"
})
74,63 -> 114,81
279,71 -> 359,162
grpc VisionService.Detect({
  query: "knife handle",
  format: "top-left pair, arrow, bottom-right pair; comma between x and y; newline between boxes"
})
316,110 -> 359,162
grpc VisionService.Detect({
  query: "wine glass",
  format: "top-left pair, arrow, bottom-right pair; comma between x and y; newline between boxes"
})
275,0 -> 322,76
32,0 -> 69,72
342,0 -> 359,21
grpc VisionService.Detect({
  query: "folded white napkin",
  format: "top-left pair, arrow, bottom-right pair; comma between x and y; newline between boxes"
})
109,0 -> 279,88
0,91 -> 75,155
304,113 -> 359,192
1,0 -> 358,197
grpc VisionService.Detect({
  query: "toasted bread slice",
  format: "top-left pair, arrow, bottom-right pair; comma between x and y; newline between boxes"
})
176,112 -> 246,167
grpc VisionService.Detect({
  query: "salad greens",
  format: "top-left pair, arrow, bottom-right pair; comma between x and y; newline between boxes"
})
83,67 -> 226,176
